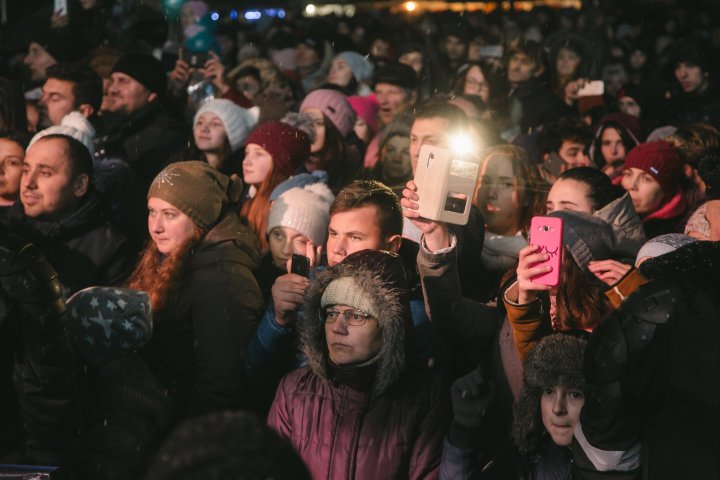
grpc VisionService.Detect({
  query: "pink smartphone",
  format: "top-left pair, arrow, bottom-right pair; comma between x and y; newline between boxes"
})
529,216 -> 563,287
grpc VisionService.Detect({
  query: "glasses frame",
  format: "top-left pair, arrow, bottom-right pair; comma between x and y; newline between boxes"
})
321,307 -> 376,326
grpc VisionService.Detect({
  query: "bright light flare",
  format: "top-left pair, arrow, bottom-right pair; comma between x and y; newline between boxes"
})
449,133 -> 475,156
305,4 -> 316,15
405,1 -> 417,12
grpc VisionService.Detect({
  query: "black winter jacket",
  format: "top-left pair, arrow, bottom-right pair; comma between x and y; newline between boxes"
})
2,193 -> 133,296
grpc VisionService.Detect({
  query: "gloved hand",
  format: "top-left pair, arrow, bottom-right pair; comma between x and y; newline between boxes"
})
451,365 -> 494,428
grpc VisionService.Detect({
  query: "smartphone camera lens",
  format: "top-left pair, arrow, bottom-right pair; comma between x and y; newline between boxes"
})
543,226 -> 549,231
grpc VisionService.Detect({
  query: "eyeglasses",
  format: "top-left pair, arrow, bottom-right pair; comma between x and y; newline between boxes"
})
322,308 -> 376,326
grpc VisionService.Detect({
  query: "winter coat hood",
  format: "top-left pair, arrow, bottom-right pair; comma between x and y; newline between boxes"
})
299,250 -> 413,396
594,192 -> 646,260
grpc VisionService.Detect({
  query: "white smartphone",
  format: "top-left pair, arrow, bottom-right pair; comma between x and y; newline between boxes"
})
577,80 -> 604,97
54,0 -> 68,15
413,144 -> 480,225
479,45 -> 504,59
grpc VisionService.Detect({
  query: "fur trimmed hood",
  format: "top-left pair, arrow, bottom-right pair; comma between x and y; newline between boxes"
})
299,250 -> 412,396
512,334 -> 587,454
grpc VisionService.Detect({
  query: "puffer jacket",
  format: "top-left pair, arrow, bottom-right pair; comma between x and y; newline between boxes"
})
267,257 -> 450,480
140,211 -> 264,421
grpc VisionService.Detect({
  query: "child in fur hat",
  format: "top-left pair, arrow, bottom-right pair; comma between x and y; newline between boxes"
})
442,333 -> 587,479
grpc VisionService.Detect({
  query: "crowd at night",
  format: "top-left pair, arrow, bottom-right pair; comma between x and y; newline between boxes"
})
0,0 -> 718,478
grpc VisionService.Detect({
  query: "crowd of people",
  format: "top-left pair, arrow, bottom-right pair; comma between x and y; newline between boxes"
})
1,1 -> 719,479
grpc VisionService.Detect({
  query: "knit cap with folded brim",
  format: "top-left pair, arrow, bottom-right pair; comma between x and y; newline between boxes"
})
266,183 -> 334,246
245,120 -> 311,177
67,286 -> 152,366
547,210 -> 616,284
28,111 -> 96,156
194,99 -> 257,152
636,233 -> 697,265
623,140 -> 683,199
300,88 -> 357,137
148,161 -> 243,230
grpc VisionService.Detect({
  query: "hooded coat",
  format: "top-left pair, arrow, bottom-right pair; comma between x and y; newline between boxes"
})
267,256 -> 450,480
140,211 -> 264,420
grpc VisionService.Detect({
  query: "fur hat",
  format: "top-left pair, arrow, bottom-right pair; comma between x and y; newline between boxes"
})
29,111 -> 96,155
67,287 -> 152,366
148,161 -> 243,230
337,51 -> 375,82
266,183 -> 335,246
623,141 -> 683,199
300,89 -> 357,137
245,121 -> 311,177
111,53 -> 167,95
547,210 -> 616,284
512,334 -> 587,454
194,99 -> 256,152
300,250 -> 411,395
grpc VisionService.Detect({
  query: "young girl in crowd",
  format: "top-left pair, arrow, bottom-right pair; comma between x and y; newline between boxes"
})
190,99 -> 256,175
590,115 -> 641,179
442,333 -> 587,479
620,141 -> 687,238
128,161 -> 264,422
473,145 -> 546,301
240,120 -> 311,250
326,51 -> 374,96
299,88 -> 362,193
256,182 -> 334,304
347,95 -> 379,145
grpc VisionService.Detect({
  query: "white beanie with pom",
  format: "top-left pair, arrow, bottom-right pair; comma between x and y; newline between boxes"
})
266,183 -> 335,246
28,112 -> 96,155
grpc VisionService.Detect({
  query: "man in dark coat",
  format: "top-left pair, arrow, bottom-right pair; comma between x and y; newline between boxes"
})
94,53 -> 185,250
506,40 -> 566,135
267,250 -> 450,479
2,133 -> 132,296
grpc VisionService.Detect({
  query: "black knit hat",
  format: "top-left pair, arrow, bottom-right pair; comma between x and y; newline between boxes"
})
373,62 -> 418,90
297,33 -> 326,60
111,53 -> 167,95
669,38 -> 714,74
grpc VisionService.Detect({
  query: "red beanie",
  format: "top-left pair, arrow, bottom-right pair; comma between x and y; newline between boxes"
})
623,141 -> 683,198
245,121 -> 311,177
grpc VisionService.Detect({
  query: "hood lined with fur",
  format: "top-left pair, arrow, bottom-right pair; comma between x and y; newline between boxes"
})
299,259 -> 412,396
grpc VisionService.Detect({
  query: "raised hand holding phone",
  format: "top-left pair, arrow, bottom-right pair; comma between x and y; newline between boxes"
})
515,216 -> 564,304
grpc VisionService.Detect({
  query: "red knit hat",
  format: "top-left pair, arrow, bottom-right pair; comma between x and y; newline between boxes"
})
245,120 -> 310,177
623,141 -> 683,198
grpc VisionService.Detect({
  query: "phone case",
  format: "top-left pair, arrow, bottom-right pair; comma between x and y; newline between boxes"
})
290,254 -> 310,278
529,216 -> 563,287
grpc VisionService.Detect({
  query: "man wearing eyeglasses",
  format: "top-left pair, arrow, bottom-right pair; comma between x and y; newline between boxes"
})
268,249 -> 450,479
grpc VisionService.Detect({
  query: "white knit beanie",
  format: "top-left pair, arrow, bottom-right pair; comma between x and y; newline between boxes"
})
28,111 -> 95,155
194,99 -> 257,152
266,183 -> 335,246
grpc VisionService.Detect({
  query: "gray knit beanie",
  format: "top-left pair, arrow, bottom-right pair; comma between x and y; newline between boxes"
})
548,210 -> 616,282
636,234 -> 698,266
337,51 -> 374,82
194,99 -> 256,152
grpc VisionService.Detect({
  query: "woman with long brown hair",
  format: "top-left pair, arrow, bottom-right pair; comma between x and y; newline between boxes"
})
240,120 -> 311,250
128,161 -> 264,422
